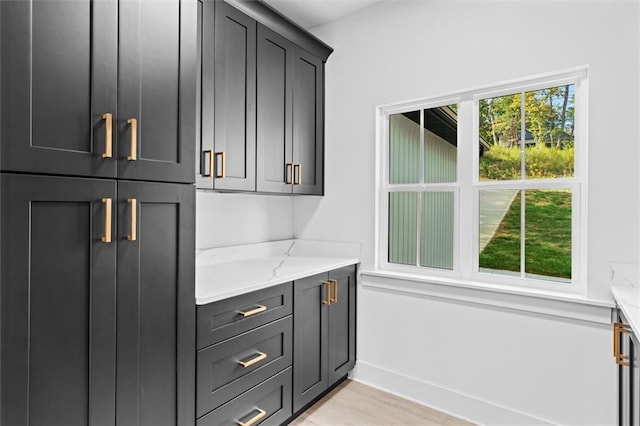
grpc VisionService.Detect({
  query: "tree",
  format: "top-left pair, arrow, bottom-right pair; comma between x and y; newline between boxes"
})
480,85 -> 574,149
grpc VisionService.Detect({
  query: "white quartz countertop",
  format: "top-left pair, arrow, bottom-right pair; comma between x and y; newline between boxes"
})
611,263 -> 640,335
196,239 -> 360,305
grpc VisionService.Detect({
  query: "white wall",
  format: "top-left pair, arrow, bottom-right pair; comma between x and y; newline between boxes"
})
196,191 -> 293,249
294,1 -> 639,424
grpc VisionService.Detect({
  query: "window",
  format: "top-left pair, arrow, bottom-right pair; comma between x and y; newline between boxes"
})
377,69 -> 587,293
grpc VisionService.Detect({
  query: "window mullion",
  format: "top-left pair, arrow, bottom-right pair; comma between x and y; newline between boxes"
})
520,91 -> 526,278
458,98 -> 474,278
417,109 -> 425,266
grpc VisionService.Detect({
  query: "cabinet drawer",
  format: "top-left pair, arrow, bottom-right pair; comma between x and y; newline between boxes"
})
197,316 -> 292,417
197,367 -> 292,426
197,283 -> 292,349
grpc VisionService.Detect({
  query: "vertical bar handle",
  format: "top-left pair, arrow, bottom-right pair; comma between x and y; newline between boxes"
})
127,199 -> 137,241
323,281 -> 331,305
614,322 -> 631,366
285,163 -> 294,184
127,118 -> 137,161
329,279 -> 338,304
203,150 -> 214,177
215,151 -> 226,178
293,164 -> 302,185
102,113 -> 113,158
101,198 -> 112,243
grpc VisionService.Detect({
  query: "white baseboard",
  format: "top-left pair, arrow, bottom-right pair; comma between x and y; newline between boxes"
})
352,361 -> 555,426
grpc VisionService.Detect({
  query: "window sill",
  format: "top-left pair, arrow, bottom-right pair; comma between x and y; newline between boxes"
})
360,269 -> 614,324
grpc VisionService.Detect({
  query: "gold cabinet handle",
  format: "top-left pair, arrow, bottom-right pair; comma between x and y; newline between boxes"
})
101,198 -> 112,243
237,408 -> 267,426
238,352 -> 267,368
203,150 -> 214,177
330,279 -> 338,304
614,322 -> 632,366
285,163 -> 294,184
215,151 -> 226,178
102,113 -> 113,158
127,118 -> 137,161
238,305 -> 267,317
127,199 -> 137,241
293,163 -> 302,185
323,281 -> 331,305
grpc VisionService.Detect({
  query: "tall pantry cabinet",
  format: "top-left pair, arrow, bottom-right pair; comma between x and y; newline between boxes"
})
0,0 -> 198,425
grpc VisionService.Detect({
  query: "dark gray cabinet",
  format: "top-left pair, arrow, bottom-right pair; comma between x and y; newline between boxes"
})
116,181 -> 196,426
198,0 -> 331,195
292,47 -> 324,195
615,311 -> 640,426
1,174 -> 118,426
0,0 -> 117,178
197,368 -> 292,426
1,174 -> 195,426
293,265 -> 356,413
256,24 -> 294,194
256,24 -> 325,195
199,0 -> 256,191
196,283 -> 293,423
0,0 -> 196,183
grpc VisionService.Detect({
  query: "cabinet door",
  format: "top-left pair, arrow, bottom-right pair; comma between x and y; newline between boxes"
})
256,24 -> 294,193
116,181 -> 195,426
292,48 -> 324,195
118,0 -> 197,183
293,273 -> 329,412
1,174 -> 117,426
632,333 -> 640,426
199,1 -> 256,191
0,0 -> 117,177
328,266 -> 357,383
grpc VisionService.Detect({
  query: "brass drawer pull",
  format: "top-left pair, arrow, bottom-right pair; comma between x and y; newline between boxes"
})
127,199 -> 137,241
127,118 -> 137,161
323,281 -> 331,305
238,305 -> 267,317
101,198 -> 112,243
215,151 -> 226,178
102,113 -> 113,158
237,408 -> 266,426
238,352 -> 267,368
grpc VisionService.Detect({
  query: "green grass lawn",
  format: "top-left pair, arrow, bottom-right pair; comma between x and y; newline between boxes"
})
479,190 -> 572,279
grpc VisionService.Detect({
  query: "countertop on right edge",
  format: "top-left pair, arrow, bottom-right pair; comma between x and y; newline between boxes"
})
611,263 -> 640,334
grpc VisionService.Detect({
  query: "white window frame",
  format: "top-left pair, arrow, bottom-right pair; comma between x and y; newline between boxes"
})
376,67 -> 588,296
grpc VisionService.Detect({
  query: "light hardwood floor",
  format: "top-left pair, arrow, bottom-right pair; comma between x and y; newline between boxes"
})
290,380 -> 475,426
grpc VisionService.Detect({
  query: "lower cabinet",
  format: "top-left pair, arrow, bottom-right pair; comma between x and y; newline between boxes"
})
293,266 -> 356,413
196,283 -> 294,424
615,310 -> 640,426
1,173 -> 195,426
197,368 -> 292,426
196,265 -> 357,424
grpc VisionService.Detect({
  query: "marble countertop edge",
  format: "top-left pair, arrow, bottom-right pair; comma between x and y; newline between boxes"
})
195,239 -> 361,305
612,285 -> 640,336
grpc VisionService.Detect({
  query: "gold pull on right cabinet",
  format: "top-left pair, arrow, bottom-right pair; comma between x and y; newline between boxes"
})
127,118 -> 137,161
614,322 -> 631,366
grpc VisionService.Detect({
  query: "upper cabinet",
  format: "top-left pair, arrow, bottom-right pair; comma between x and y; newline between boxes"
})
198,0 -> 332,195
0,0 -> 197,183
255,25 -> 294,194
291,46 -> 324,195
199,0 -> 257,191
